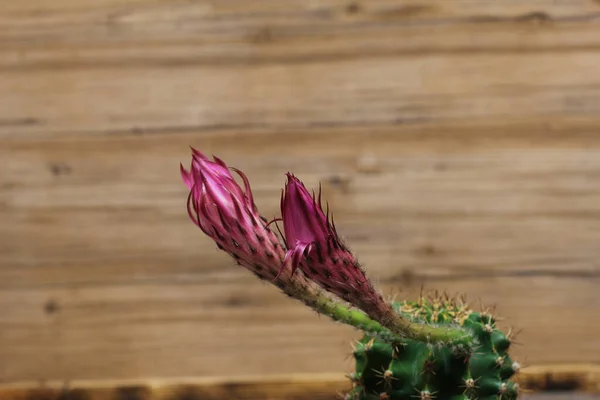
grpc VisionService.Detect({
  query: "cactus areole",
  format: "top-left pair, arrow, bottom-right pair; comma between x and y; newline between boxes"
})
181,149 -> 521,399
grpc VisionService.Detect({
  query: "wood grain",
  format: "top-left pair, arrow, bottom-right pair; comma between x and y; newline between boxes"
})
2,1 -> 600,137
2,0 -> 600,383
1,365 -> 600,400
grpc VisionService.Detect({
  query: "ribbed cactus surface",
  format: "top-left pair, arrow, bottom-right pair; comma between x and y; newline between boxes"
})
347,296 -> 520,400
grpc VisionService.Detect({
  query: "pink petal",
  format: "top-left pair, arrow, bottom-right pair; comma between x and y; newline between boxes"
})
185,191 -> 200,228
280,242 -> 310,279
212,155 -> 228,169
190,147 -> 210,161
180,163 -> 194,190
232,167 -> 256,209
281,173 -> 329,245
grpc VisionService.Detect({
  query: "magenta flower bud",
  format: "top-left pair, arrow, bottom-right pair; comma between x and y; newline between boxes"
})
181,148 -> 284,281
281,173 -> 395,324
182,158 -> 470,347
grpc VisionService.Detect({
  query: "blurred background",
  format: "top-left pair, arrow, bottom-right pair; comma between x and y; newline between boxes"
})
1,0 -> 600,386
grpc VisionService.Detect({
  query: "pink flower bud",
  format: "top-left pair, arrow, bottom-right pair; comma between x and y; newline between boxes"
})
280,173 -> 394,324
181,148 -> 283,281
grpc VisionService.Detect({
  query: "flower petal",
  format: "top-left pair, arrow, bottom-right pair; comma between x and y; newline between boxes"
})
232,167 -> 256,210
279,242 -> 310,280
180,163 -> 194,190
281,173 -> 330,246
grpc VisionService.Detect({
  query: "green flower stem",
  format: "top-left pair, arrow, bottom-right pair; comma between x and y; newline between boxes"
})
388,315 -> 474,350
279,272 -> 474,351
298,291 -> 474,350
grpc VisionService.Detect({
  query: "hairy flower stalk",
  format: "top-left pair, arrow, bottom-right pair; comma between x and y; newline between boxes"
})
180,149 -> 402,342
280,174 -> 473,349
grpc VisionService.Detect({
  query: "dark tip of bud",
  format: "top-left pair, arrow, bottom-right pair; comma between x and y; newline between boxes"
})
249,245 -> 258,254
212,225 -> 225,241
216,242 -> 224,250
253,264 -> 263,271
253,271 -> 265,280
260,215 -> 268,223
339,272 -> 349,281
275,281 -> 285,290
337,289 -> 351,302
342,259 -> 349,266
235,220 -> 247,236
314,242 -> 325,264
272,241 -> 279,249
266,251 -> 274,259
323,269 -> 332,279
232,239 -> 239,248
231,252 -> 240,260
308,266 -> 319,276
331,258 -> 339,265
217,208 -> 230,230
256,233 -> 265,243
304,255 -> 312,265
305,299 -> 317,307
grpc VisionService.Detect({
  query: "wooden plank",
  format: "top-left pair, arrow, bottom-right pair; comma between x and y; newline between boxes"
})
0,272 -> 598,380
1,2 -> 600,71
2,0 -> 599,34
4,51 -> 600,137
2,0 -> 598,14
2,121 -> 600,380
2,122 -> 600,285
4,52 -> 600,137
1,365 -> 600,400
2,0 -> 600,385
2,22 -> 600,72
2,2 -> 600,137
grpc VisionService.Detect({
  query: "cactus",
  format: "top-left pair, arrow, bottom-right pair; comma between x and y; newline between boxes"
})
346,294 -> 520,400
180,149 -> 521,400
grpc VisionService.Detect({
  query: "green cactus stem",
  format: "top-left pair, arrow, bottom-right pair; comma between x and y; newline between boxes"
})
346,294 -> 520,400
287,283 -> 475,352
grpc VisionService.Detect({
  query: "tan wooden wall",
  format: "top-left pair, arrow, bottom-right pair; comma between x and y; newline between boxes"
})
2,0 -> 600,383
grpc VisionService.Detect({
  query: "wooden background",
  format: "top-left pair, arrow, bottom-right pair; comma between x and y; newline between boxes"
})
2,0 -> 600,384
3,365 -> 600,399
